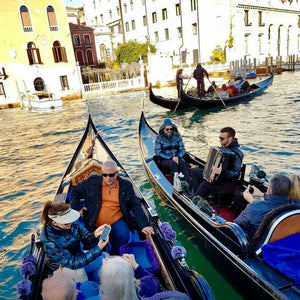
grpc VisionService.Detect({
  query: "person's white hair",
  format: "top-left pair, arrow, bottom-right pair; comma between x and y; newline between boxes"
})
103,160 -> 118,171
100,256 -> 138,300
41,271 -> 77,300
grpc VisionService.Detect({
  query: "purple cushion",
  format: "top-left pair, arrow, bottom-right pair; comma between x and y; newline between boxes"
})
119,240 -> 160,274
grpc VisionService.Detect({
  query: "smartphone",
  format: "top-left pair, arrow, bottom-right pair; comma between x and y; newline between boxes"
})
100,226 -> 111,241
248,185 -> 254,194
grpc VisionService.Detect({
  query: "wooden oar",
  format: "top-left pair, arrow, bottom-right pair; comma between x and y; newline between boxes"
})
207,77 -> 227,108
174,78 -> 191,113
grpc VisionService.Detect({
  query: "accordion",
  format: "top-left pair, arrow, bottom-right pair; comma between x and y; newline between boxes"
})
203,146 -> 234,183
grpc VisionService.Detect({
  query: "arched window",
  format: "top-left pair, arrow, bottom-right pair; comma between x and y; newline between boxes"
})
76,50 -> 85,65
47,6 -> 58,31
74,35 -> 81,47
34,77 -> 46,91
20,5 -> 33,32
52,41 -> 67,63
27,42 -> 42,65
100,44 -> 108,62
86,49 -> 94,65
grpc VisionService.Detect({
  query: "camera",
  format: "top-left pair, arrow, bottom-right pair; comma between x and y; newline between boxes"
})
100,226 -> 111,241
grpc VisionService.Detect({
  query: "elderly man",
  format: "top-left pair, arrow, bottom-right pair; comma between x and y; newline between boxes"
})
234,174 -> 291,240
71,160 -> 154,255
41,271 -> 77,300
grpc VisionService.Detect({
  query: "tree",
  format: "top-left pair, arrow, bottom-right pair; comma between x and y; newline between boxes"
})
209,45 -> 226,63
115,40 -> 156,64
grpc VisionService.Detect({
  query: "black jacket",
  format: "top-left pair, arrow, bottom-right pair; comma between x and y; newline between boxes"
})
70,175 -> 149,232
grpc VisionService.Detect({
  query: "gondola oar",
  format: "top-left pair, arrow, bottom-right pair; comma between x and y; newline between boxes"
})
207,77 -> 227,108
174,78 -> 191,113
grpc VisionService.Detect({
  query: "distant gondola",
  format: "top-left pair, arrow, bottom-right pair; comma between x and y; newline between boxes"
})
18,115 -> 215,300
138,110 -> 300,300
149,74 -> 273,111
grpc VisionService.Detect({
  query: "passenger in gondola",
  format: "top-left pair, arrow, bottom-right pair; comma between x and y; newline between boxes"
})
70,160 -> 154,255
155,118 -> 191,185
40,202 -> 109,282
176,67 -> 189,98
240,77 -> 250,93
206,81 -> 217,95
217,84 -> 230,99
227,80 -> 239,96
191,127 -> 244,205
234,174 -> 291,240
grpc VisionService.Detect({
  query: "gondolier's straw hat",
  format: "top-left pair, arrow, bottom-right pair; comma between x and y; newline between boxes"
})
48,207 -> 80,224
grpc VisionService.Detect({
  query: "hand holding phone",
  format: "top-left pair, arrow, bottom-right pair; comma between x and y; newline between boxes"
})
100,225 -> 111,241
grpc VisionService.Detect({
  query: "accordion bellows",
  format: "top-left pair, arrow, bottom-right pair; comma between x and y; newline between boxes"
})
70,158 -> 102,185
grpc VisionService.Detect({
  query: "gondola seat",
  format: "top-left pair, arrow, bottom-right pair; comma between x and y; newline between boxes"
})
119,240 -> 160,274
251,203 -> 300,255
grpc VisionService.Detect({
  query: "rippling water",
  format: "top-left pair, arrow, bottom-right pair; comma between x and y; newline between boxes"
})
0,72 -> 299,299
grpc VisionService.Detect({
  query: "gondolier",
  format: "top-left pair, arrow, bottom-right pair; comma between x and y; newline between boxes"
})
176,67 -> 189,97
193,63 -> 209,97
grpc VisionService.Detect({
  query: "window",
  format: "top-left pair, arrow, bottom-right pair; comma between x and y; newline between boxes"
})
154,31 -> 159,42
244,34 -> 249,54
298,15 -> 300,28
258,34 -> 263,53
110,27 -> 114,34
177,27 -> 182,38
76,50 -> 84,65
192,23 -> 197,35
244,10 -> 252,26
118,24 -> 122,33
52,41 -> 67,63
60,76 -> 69,90
130,0 -> 133,10
131,20 -> 136,30
74,35 -> 81,46
0,83 -> 6,97
27,42 -> 42,65
175,4 -> 181,16
125,22 -> 129,32
181,50 -> 187,64
164,28 -> 169,40
124,4 -> 127,13
142,0 -> 145,5
258,11 -> 265,26
100,14 -> 103,23
20,5 -> 33,32
84,35 -> 91,46
191,0 -> 196,12
47,6 -> 58,31
193,49 -> 198,64
109,10 -> 112,19
143,15 -> 147,26
162,8 -> 168,20
86,49 -> 94,65
152,12 -> 157,23
116,6 -> 120,16
34,77 -> 45,91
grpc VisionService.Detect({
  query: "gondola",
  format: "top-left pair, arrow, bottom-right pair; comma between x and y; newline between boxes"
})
18,115 -> 215,300
138,111 -> 300,300
149,74 -> 273,111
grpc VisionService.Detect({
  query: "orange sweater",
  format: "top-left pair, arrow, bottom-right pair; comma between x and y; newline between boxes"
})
94,181 -> 123,227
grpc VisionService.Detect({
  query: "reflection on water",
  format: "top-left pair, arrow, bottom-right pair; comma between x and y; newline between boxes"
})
0,72 -> 299,299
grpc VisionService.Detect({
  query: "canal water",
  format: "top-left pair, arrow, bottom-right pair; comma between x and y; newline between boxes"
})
0,71 -> 299,299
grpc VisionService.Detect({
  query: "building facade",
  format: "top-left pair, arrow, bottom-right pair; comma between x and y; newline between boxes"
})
82,0 -> 300,67
0,0 -> 82,105
69,22 -> 98,66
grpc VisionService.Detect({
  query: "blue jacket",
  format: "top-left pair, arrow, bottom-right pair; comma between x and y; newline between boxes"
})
223,138 -> 244,180
234,194 -> 291,240
70,175 -> 149,232
41,221 -> 102,271
155,119 -> 186,160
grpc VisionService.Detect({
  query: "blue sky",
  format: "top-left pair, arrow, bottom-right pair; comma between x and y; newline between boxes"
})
64,0 -> 83,7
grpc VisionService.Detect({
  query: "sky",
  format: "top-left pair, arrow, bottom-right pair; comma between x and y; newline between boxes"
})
64,0 -> 83,7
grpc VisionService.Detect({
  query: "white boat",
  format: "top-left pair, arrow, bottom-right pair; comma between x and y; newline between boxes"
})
20,92 -> 62,110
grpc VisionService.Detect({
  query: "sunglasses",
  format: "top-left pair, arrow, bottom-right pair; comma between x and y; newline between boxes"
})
165,128 -> 173,132
219,137 -> 226,141
103,172 -> 117,177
